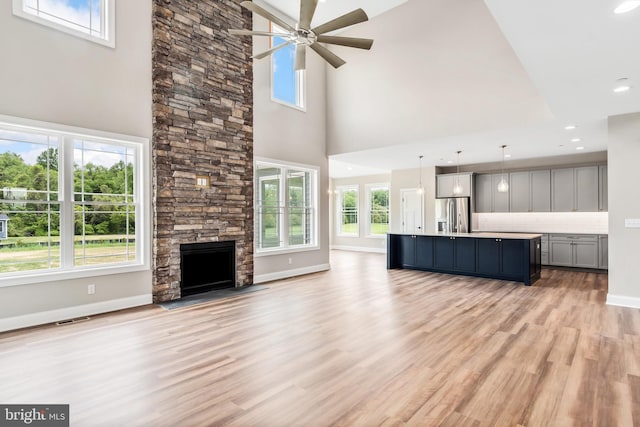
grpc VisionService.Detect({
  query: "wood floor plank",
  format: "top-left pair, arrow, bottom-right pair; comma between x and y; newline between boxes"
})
0,251 -> 636,426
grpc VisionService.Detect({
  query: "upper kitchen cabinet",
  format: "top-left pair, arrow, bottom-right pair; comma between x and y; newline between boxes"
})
474,173 -> 509,212
599,165 -> 607,212
436,173 -> 472,198
509,170 -> 551,212
551,166 -> 599,212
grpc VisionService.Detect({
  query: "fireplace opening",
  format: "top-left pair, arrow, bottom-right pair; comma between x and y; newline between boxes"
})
180,241 -> 235,297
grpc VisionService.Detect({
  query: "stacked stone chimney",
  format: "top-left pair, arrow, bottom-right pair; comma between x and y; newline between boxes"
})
152,0 -> 253,302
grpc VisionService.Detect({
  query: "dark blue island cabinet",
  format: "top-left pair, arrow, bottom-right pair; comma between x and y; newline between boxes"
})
387,233 -> 542,285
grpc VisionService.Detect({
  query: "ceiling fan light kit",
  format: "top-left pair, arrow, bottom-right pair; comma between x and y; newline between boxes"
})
229,0 -> 374,70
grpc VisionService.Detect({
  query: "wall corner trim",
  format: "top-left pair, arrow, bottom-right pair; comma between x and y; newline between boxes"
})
0,294 -> 153,333
254,264 -> 331,284
606,293 -> 640,309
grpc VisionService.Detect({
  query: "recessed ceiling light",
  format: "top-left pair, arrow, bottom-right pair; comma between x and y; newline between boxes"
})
347,167 -> 353,171
614,1 -> 640,14
504,154 -> 512,158
571,138 -> 582,142
564,125 -> 577,130
576,146 -> 585,150
447,160 -> 453,164
613,78 -> 632,93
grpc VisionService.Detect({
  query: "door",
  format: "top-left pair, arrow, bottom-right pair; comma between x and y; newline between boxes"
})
552,168 -> 575,212
434,237 -> 454,269
399,235 -> 416,267
401,189 -> 423,234
453,237 -> 475,272
415,235 -> 434,268
550,240 -> 573,266
530,170 -> 551,212
476,238 -> 501,275
573,241 -> 598,268
501,239 -> 525,278
575,166 -> 598,212
474,174 -> 493,212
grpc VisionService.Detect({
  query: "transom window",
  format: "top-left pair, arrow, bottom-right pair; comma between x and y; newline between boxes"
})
12,0 -> 115,47
271,23 -> 305,110
366,184 -> 390,237
337,185 -> 359,236
0,117 -> 144,280
255,160 -> 317,253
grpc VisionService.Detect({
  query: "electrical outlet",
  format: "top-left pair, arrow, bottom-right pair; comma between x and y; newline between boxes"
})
87,284 -> 95,295
288,257 -> 293,265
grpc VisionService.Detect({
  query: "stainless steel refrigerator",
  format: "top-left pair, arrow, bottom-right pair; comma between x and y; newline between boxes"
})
435,197 -> 470,233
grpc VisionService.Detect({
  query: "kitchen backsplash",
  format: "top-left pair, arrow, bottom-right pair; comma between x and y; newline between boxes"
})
472,212 -> 608,234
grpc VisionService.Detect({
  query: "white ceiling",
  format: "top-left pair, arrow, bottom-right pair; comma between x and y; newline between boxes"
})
261,0 -> 640,178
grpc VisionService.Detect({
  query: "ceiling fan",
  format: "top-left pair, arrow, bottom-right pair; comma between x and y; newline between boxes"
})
229,0 -> 374,70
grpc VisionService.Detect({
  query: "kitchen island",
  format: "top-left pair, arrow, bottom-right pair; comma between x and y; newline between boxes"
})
387,232 -> 542,285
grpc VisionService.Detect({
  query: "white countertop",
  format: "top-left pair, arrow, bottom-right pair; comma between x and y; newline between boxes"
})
389,232 -> 542,239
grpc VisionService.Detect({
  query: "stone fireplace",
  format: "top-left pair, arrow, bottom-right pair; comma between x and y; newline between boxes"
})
151,0 -> 253,302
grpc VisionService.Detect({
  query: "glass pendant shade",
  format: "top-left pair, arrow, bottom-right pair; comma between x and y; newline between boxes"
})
452,150 -> 463,195
497,145 -> 509,193
497,176 -> 509,193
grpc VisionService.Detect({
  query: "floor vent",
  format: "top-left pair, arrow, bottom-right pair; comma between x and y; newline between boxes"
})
56,316 -> 91,326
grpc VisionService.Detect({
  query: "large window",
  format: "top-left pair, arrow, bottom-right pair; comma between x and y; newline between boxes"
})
255,160 -> 317,253
0,116 -> 145,280
12,0 -> 115,47
337,186 -> 359,236
366,184 -> 390,237
271,24 -> 305,109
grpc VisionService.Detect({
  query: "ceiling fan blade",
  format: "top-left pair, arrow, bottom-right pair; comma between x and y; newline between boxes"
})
312,8 -> 368,35
299,0 -> 319,29
253,41 -> 293,60
316,35 -> 373,50
228,29 -> 283,37
295,44 -> 306,71
310,43 -> 346,69
240,1 -> 295,32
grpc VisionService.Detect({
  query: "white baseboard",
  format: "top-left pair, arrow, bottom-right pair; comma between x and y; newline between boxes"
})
606,294 -> 640,309
254,263 -> 330,284
0,294 -> 153,333
331,245 -> 386,254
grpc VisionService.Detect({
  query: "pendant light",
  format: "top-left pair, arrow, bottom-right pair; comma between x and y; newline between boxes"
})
417,155 -> 424,194
452,150 -> 463,195
497,145 -> 509,193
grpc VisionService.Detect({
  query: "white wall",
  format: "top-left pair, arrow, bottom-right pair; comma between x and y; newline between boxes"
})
0,1 -> 153,331
252,4 -> 330,282
330,174 -> 391,252
607,113 -> 640,308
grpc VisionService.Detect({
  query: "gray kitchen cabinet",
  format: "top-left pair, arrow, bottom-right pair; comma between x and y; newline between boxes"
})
551,168 -> 575,212
552,166 -> 599,212
509,170 -> 551,212
549,240 -> 573,266
474,173 -> 509,212
474,174 -> 493,212
540,234 -> 549,265
509,171 -> 530,212
599,165 -> 608,212
549,234 -> 599,268
598,235 -> 608,269
437,173 -> 472,198
575,166 -> 599,212
530,170 -> 551,212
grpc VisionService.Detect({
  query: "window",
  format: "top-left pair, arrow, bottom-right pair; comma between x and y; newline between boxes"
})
367,184 -> 390,237
255,160 -> 317,253
12,0 -> 115,47
337,186 -> 359,236
271,24 -> 305,109
0,116 -> 145,280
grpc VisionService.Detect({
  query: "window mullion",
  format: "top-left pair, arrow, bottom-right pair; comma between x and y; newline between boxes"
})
60,136 -> 75,268
281,168 -> 288,249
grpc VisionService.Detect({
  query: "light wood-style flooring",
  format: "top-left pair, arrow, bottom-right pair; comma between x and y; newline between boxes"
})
1,251 -> 639,426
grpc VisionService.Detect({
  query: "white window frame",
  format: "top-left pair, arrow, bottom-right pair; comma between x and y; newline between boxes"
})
336,185 -> 359,237
12,0 -> 116,48
0,114 -> 149,288
366,183 -> 390,238
270,23 -> 306,111
255,158 -> 318,256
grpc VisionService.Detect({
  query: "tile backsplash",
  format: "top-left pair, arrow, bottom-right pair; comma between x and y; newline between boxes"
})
472,212 -> 608,234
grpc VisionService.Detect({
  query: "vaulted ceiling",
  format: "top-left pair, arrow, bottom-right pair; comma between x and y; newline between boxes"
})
261,0 -> 640,177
